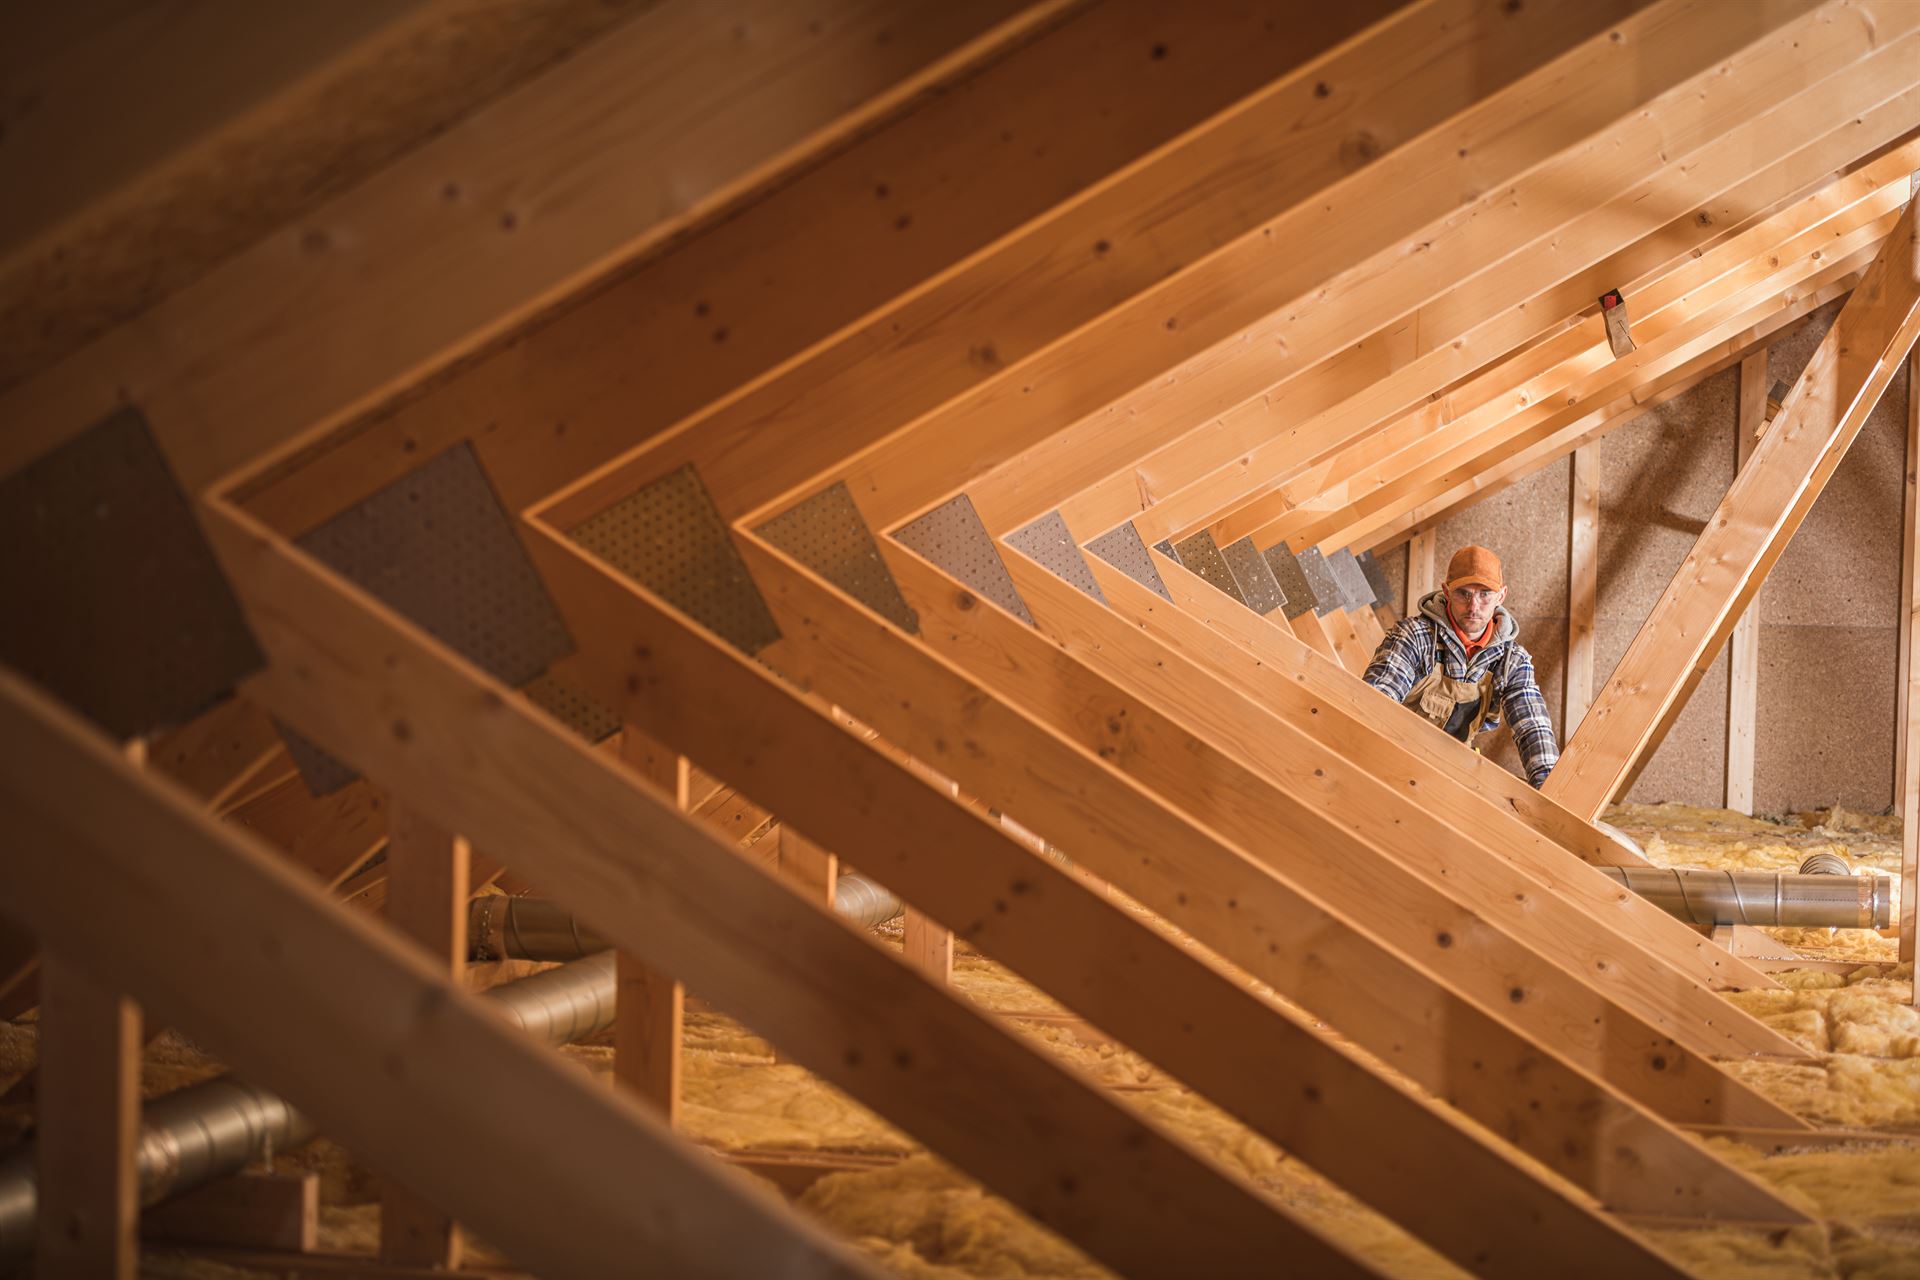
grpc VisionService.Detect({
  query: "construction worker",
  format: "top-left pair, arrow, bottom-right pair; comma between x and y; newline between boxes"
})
1360,545 -> 1558,788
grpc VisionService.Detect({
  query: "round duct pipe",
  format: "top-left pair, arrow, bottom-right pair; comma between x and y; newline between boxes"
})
0,953 -> 620,1262
1594,866 -> 1892,929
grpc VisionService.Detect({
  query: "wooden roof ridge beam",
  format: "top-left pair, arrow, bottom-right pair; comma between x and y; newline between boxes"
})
710,535 -> 1713,1273
898,545 -> 1812,1220
0,0 -> 1062,498
1362,274 -> 1856,553
0,668 -> 882,1280
949,0 -> 1910,540
1185,136 -> 1920,550
1547,197 -> 1920,820
1126,546 -> 1804,1022
205,501 -> 1375,1279
499,0 -> 1622,539
1283,183 -> 1903,553
231,0 -> 1404,539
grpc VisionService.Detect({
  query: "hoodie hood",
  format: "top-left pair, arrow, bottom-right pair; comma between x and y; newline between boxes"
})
1416,589 -> 1516,651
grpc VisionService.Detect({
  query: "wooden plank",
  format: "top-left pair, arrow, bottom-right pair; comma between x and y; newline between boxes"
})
1144,110 -> 1920,552
224,773 -> 386,890
237,0 -> 1385,540
0,0 -> 1058,499
1566,445 -> 1600,735
208,502 -> 1375,1279
1726,352 -> 1769,812
1122,547 -> 1801,1004
1406,528 -> 1437,603
615,727 -> 690,1123
518,508 -> 1708,1269
891,538 -> 1811,1215
0,669 -> 879,1280
776,826 -> 837,910
144,1170 -> 319,1254
962,0 -> 1909,540
902,909 -> 953,986
35,953 -> 140,1280
377,802 -> 470,1268
1547,199 -> 1920,820
1903,345 -> 1920,977
146,696 -> 285,811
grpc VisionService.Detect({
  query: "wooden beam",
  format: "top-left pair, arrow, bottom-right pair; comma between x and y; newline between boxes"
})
145,696 -> 284,812
208,502 -> 1372,1278
144,1170 -> 319,1254
1406,528 -> 1437,604
0,668 -> 879,1279
0,0 -> 1058,500
1547,199 -> 1920,820
1901,345 -> 1920,978
223,773 -> 386,891
377,802 -> 470,1269
775,826 -> 837,911
976,1 -> 1915,540
615,726 -> 690,1124
1566,445 -> 1600,735
901,909 -> 953,986
1726,352 -> 1769,813
35,954 -> 140,1280
1137,101 -> 1920,552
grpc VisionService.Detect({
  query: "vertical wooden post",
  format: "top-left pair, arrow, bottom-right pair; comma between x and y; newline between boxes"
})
1406,527 -> 1438,603
36,956 -> 140,1280
903,909 -> 954,984
378,802 -> 469,1268
615,727 -> 689,1121
1726,352 -> 1768,813
1898,346 -> 1920,980
1565,445 -> 1599,735
776,825 -> 837,909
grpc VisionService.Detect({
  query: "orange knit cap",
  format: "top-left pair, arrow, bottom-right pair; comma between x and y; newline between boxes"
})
1445,545 -> 1505,592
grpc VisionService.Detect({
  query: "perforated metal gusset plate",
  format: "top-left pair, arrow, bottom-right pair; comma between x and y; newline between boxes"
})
1294,547 -> 1344,617
568,463 -> 781,656
1357,550 -> 1394,605
300,441 -> 575,684
896,494 -> 1034,623
756,483 -> 918,634
1328,549 -> 1376,608
523,673 -> 622,745
1172,530 -> 1245,605
1220,536 -> 1286,616
1263,542 -> 1317,620
1085,522 -> 1174,602
1152,538 -> 1176,561
0,407 -> 265,739
1004,510 -> 1105,606
275,719 -> 360,797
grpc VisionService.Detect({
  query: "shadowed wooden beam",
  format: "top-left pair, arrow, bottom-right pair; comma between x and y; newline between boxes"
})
1547,198 -> 1920,820
1725,352 -> 1769,813
1566,445 -> 1599,735
204,498 -> 1376,1280
0,668 -> 882,1280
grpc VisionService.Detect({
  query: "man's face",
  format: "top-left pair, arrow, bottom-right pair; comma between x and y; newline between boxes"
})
1448,583 -> 1505,636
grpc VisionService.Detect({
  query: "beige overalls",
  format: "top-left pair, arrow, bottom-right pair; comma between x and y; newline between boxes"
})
1402,656 -> 1498,747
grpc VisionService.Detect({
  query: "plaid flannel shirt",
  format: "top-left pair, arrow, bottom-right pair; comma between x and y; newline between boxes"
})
1361,592 -> 1559,788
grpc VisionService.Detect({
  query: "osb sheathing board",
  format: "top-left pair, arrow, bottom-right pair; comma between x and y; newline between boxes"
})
1366,300 -> 1913,814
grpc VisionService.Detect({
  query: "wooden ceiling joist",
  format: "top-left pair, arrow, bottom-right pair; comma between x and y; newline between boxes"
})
202,497 -> 1377,1279
947,0 -> 1909,541
1546,198 -> 1920,820
0,669 -> 881,1280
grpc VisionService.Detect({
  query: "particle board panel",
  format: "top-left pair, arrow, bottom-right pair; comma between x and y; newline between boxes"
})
1171,529 -> 1242,603
0,406 -> 263,738
1001,510 -> 1101,607
898,494 -> 1036,622
1594,616 -> 1731,807
1594,368 -> 1738,624
1757,360 -> 1908,626
1431,454 -> 1574,620
1084,521 -> 1172,602
297,442 -> 574,687
1219,536 -> 1285,616
1374,542 -> 1410,617
1357,551 -> 1394,608
567,462 -> 782,656
1264,542 -> 1318,620
1755,624 -> 1899,815
1295,547 -> 1344,618
755,483 -> 918,634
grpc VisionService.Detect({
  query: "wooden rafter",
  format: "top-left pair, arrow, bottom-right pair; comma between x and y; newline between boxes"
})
1547,198 -> 1920,820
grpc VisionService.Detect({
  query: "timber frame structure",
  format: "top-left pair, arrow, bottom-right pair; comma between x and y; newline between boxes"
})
4,1 -> 1920,1275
